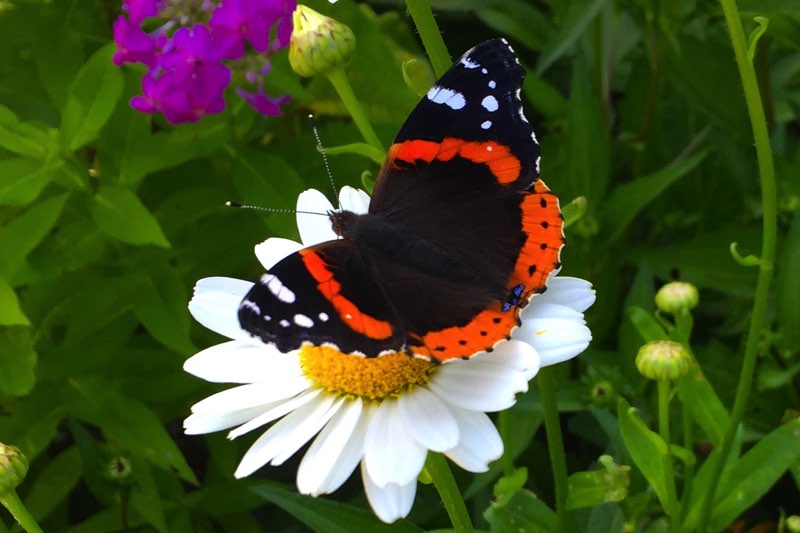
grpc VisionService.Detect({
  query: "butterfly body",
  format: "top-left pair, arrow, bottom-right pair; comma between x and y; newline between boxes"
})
238,39 -> 565,362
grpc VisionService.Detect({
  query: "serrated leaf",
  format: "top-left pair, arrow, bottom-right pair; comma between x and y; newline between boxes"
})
64,378 -> 197,485
617,398 -> 677,515
600,150 -> 709,243
0,157 -> 61,206
0,193 -> 69,279
0,326 -> 37,396
250,482 -> 422,533
91,187 -> 170,247
60,44 -> 123,151
0,278 -> 29,325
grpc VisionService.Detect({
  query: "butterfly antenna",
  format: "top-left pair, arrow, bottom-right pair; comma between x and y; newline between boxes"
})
309,114 -> 340,209
226,201 -> 328,217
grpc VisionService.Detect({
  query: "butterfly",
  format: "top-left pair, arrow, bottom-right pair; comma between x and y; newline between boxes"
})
238,38 -> 564,363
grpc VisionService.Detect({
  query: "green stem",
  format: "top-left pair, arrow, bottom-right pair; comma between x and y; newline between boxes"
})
325,67 -> 384,152
0,490 -> 44,533
538,366 -> 569,533
425,453 -> 474,533
679,402 -> 695,525
498,410 -> 515,476
697,1 -> 778,531
404,0 -> 451,77
657,380 -> 680,527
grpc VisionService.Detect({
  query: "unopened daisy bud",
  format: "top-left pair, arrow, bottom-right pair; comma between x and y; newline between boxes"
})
289,5 -> 355,77
635,340 -> 691,381
108,456 -> 132,481
0,443 -> 28,492
590,379 -> 615,406
655,281 -> 699,315
787,515 -> 800,533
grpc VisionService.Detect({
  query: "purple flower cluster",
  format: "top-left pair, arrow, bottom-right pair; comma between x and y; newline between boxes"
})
113,0 -> 294,124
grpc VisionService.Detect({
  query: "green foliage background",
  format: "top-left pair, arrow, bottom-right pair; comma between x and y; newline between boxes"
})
1,0 -> 799,531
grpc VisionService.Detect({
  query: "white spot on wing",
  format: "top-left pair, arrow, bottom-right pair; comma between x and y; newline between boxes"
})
481,67 -> 488,74
265,275 -> 296,304
279,319 -> 290,328
294,314 -> 314,328
427,85 -> 466,110
481,120 -> 492,129
460,56 -> 480,69
481,95 -> 499,112
241,299 -> 261,314
319,312 -> 329,322
488,80 -> 496,89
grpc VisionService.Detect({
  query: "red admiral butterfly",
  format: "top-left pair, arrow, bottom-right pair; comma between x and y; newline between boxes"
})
238,39 -> 564,363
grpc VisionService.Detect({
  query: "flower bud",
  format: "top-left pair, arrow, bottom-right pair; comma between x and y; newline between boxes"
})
635,340 -> 691,381
787,515 -> 800,533
108,456 -> 133,481
289,5 -> 355,77
590,379 -> 615,406
0,443 -> 28,492
655,281 -> 699,315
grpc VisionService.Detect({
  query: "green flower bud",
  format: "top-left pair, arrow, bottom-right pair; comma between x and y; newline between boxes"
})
108,456 -> 132,481
787,515 -> 800,533
590,379 -> 615,406
635,340 -> 691,381
655,281 -> 699,315
289,5 -> 355,78
0,443 -> 28,492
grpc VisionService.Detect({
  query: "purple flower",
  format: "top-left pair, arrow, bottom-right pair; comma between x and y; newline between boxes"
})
209,0 -> 297,60
112,15 -> 157,67
123,0 -> 162,25
236,86 -> 290,116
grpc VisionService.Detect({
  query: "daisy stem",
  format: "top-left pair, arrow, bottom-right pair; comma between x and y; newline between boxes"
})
498,410 -> 515,476
537,366 -> 570,533
325,67 -> 385,153
404,0 -> 451,78
425,453 -> 474,532
657,380 -> 680,525
697,0 -> 777,530
0,490 -> 44,533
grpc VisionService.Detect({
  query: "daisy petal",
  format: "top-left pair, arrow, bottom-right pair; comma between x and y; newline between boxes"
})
297,398 -> 365,496
234,394 -> 342,478
444,408 -> 503,472
296,189 -> 336,246
184,404 -> 277,435
530,276 -> 596,313
397,387 -> 459,452
515,315 -> 592,367
183,341 -> 302,383
189,382 -> 306,415
364,399 -> 427,487
338,186 -> 370,214
362,462 -> 416,524
429,360 -> 528,412
189,277 -> 253,340
255,238 -> 303,270
470,340 -> 541,380
228,388 -> 321,439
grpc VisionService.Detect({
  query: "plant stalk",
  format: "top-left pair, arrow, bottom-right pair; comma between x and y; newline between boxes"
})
538,366 -> 570,533
425,453 -> 474,533
404,0 -> 451,77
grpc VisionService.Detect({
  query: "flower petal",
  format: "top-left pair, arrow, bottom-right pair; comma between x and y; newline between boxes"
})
338,186 -> 370,214
183,341 -> 302,384
444,408 -> 503,472
297,398 -> 365,496
296,189 -> 336,246
428,359 -> 528,412
255,237 -> 303,270
528,276 -> 595,314
184,404 -> 275,435
470,339 -> 541,381
234,394 -> 342,477
227,387 -> 321,439
364,399 -> 427,487
188,277 -> 253,340
397,386 -> 459,452
515,313 -> 592,367
362,462 -> 416,523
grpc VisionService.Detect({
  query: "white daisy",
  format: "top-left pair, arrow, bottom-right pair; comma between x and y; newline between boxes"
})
184,186 -> 595,523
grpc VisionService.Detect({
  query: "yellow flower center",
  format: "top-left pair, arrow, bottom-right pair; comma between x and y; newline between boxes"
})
299,345 -> 436,400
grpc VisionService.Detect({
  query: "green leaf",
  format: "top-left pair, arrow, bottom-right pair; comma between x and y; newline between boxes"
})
477,0 -> 553,52
23,446 -> 83,522
710,418 -> 800,531
0,326 -> 37,396
747,17 -> 770,63
0,278 -> 29,326
60,43 -> 123,151
776,209 -> 800,347
0,105 -> 53,158
616,398 -> 677,515
0,193 -> 69,279
566,455 -> 630,509
250,481 -> 422,533
64,378 -> 197,485
0,157 -> 61,206
91,187 -> 170,247
600,150 -> 708,242
484,486 -> 559,533
536,0 -> 612,74
131,264 -> 194,354
401,58 -> 435,97
676,361 -> 730,445
626,306 -> 667,343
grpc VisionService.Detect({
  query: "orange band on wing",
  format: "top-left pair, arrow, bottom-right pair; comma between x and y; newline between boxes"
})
390,137 -> 521,184
300,250 -> 394,341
